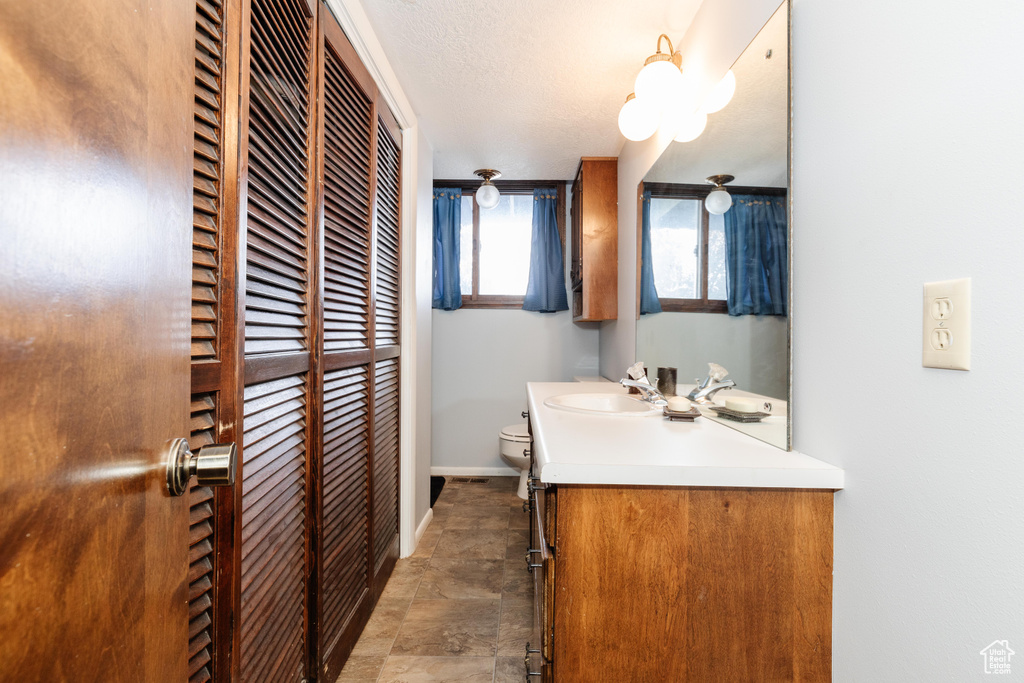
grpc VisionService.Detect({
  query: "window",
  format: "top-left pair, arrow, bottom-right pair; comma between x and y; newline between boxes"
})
437,181 -> 565,308
647,189 -> 728,313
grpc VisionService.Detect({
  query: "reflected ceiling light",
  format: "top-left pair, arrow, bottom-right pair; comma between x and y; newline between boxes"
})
701,70 -> 736,114
705,174 -> 735,215
474,169 -> 501,210
673,111 -> 707,143
618,93 -> 660,142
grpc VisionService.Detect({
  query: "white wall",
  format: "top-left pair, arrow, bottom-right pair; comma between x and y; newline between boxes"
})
793,0 -> 1024,678
636,312 -> 787,399
402,126 -> 433,543
431,310 -> 600,471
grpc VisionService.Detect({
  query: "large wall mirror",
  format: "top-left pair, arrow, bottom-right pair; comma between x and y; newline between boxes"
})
635,1 -> 790,449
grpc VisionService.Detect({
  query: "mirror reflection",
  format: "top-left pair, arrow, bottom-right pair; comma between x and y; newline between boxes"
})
636,2 -> 790,449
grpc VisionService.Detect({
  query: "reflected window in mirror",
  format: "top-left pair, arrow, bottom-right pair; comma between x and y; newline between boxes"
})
644,187 -> 727,313
641,182 -> 786,316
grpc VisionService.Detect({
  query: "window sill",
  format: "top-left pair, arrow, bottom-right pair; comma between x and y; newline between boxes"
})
658,299 -> 728,314
457,298 -> 526,310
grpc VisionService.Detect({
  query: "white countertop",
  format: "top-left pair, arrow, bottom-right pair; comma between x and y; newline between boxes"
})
527,382 -> 844,489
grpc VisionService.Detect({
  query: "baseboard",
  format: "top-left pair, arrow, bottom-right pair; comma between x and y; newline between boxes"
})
413,507 -> 433,548
430,466 -> 521,477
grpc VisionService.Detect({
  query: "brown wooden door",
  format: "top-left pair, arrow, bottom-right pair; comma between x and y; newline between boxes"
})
0,1 -> 195,681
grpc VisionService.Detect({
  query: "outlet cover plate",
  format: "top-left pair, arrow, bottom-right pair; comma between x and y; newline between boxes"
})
922,278 -> 970,371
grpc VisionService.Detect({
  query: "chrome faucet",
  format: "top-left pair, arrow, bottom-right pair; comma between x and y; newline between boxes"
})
619,378 -> 667,406
687,377 -> 736,404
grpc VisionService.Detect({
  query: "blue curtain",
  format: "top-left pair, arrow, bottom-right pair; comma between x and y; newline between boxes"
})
523,189 -> 569,312
723,195 -> 787,316
432,188 -> 462,310
639,190 -> 662,314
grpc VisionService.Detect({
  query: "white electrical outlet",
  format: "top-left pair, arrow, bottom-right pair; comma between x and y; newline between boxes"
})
922,278 -> 970,371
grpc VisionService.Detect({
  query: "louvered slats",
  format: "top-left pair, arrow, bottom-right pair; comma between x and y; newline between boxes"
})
372,358 -> 399,570
321,366 -> 370,650
373,122 -> 401,348
245,0 -> 312,356
188,393 -> 218,683
241,374 -> 307,683
322,45 -> 372,352
192,0 -> 224,362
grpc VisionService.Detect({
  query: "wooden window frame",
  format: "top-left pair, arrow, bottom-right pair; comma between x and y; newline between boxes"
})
434,179 -> 566,310
641,182 -> 786,314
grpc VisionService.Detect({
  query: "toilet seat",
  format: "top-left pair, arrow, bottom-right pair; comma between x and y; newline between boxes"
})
499,423 -> 530,442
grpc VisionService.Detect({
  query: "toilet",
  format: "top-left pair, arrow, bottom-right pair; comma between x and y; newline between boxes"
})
499,423 -> 532,499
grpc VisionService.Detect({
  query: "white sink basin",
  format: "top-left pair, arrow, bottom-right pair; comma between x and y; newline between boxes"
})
543,393 -> 662,417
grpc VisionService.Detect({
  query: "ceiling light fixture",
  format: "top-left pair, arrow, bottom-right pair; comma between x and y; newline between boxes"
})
705,174 -> 735,215
474,169 -> 501,210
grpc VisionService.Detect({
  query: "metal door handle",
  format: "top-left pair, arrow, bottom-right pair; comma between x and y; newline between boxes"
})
166,438 -> 237,496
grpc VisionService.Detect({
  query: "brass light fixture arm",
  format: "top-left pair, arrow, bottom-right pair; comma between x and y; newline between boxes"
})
648,34 -> 683,69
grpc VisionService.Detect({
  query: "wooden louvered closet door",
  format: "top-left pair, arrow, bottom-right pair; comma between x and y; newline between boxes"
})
189,0 -> 246,681
188,1 -> 403,679
240,0 -> 318,680
315,9 -> 403,680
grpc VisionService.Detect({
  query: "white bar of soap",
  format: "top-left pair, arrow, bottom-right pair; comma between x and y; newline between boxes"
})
724,397 -> 759,413
667,396 -> 692,411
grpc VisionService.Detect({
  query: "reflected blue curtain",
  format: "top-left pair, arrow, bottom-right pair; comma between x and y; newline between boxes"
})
723,195 -> 787,316
432,188 -> 462,310
639,190 -> 662,315
523,189 -> 569,312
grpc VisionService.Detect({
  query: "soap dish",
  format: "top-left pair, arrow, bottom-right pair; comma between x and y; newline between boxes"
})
662,406 -> 701,422
706,405 -> 770,423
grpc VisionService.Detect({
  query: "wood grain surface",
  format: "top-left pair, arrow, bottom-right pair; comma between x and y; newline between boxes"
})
553,486 -> 832,682
0,0 -> 194,679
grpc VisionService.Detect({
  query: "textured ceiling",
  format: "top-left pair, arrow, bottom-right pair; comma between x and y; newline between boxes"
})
645,3 -> 788,188
361,0 -> 702,180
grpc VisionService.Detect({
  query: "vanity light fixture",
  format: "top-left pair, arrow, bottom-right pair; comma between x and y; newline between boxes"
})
474,169 -> 501,210
618,93 -> 661,142
705,174 -> 735,215
618,34 -> 685,142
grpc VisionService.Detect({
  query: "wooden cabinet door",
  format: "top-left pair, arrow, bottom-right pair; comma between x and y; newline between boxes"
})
0,0 -> 195,680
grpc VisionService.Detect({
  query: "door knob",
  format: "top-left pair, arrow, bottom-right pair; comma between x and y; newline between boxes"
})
165,438 -> 237,496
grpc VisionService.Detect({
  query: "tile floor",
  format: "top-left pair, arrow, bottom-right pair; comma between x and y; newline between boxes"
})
337,476 -> 536,683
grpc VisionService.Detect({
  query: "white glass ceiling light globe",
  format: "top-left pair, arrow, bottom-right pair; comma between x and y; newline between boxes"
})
634,59 -> 684,109
701,70 -> 736,114
705,188 -> 733,215
674,111 -> 708,143
618,95 -> 659,142
476,182 -> 500,210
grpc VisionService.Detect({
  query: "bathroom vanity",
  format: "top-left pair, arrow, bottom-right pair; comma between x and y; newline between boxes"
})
524,382 -> 843,682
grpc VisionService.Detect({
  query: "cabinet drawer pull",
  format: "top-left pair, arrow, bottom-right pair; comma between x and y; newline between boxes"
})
525,642 -> 542,678
522,410 -> 530,419
525,549 -> 543,573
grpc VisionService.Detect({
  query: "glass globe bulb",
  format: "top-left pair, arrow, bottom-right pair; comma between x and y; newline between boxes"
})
634,60 -> 684,109
705,188 -> 733,215
701,70 -> 736,114
673,111 -> 707,143
476,182 -> 500,210
618,95 -> 660,142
